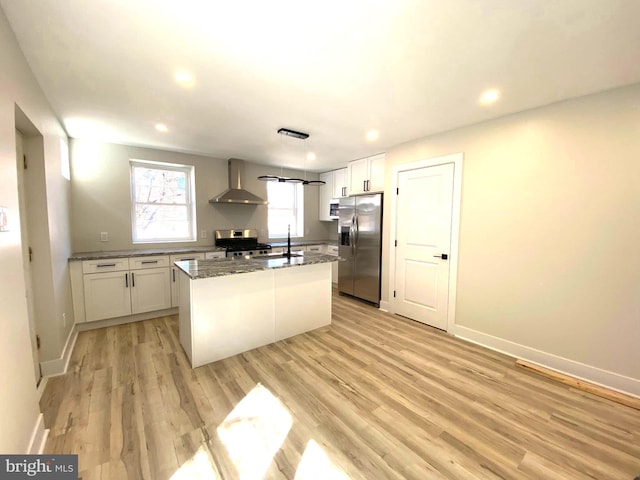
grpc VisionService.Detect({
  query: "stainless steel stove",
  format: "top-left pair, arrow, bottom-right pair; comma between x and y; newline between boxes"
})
214,229 -> 272,257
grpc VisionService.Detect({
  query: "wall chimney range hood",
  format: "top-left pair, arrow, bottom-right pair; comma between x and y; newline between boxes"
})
209,158 -> 267,205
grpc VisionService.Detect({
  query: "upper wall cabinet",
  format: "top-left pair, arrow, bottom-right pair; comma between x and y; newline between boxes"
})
347,153 -> 385,195
332,168 -> 348,199
319,168 -> 348,221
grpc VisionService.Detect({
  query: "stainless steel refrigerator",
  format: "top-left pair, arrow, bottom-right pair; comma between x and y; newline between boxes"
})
338,193 -> 383,306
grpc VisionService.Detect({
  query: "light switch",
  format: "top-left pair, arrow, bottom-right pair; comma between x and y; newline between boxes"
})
200,230 -> 207,239
100,232 -> 108,242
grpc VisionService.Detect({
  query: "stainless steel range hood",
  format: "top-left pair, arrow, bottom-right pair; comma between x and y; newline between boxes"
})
209,159 -> 267,205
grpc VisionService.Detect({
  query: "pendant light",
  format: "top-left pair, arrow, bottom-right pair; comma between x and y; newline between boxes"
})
258,128 -> 325,185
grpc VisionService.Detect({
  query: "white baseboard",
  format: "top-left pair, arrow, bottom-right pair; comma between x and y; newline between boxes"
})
75,307 -> 177,332
40,325 -> 78,377
379,300 -> 390,312
456,325 -> 640,398
27,413 -> 49,454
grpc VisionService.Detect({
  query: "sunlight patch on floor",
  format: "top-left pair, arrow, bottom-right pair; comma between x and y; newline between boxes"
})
217,383 -> 293,479
170,446 -> 219,480
294,439 -> 350,480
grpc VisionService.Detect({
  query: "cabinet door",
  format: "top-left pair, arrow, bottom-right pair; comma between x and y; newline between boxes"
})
84,271 -> 131,322
130,267 -> 171,314
348,158 -> 369,195
333,168 -> 348,198
318,171 -> 333,221
170,253 -> 205,307
368,154 -> 385,192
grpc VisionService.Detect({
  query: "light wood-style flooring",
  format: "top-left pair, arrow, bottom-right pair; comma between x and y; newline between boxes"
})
41,291 -> 640,479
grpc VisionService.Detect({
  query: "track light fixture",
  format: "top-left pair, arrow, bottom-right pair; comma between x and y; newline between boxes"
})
257,128 -> 325,185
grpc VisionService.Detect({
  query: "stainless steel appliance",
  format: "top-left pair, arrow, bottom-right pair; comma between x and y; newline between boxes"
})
215,229 -> 272,257
209,159 -> 268,205
338,193 -> 383,306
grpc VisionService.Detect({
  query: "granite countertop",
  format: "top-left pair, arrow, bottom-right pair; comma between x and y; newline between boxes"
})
69,246 -> 226,261
269,239 -> 338,248
175,252 -> 340,280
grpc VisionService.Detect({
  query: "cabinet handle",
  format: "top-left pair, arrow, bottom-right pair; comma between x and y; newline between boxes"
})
141,260 -> 158,264
131,272 -> 135,287
172,269 -> 176,282
342,187 -> 345,197
125,273 -> 128,288
97,263 -> 116,268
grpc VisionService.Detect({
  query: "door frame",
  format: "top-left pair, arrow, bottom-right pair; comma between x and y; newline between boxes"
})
388,152 -> 463,334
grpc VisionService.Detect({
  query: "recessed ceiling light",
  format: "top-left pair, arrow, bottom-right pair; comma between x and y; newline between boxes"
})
155,123 -> 168,132
174,70 -> 195,86
306,152 -> 316,161
479,89 -> 500,105
366,129 -> 379,141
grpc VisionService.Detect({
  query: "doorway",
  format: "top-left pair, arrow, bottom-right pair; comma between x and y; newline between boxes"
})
16,129 -> 42,386
389,153 -> 463,332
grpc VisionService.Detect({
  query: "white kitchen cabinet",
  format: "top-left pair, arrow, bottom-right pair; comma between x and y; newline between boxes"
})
347,153 -> 385,194
204,251 -> 226,260
305,244 -> 324,253
333,168 -> 348,198
84,268 -> 132,321
325,244 -> 339,284
81,255 -> 171,322
130,267 -> 171,314
272,246 -> 306,254
319,168 -> 347,222
170,253 -> 205,307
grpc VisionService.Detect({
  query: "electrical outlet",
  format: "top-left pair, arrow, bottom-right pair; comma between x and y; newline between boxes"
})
200,230 -> 207,239
62,312 -> 66,327
100,232 -> 108,242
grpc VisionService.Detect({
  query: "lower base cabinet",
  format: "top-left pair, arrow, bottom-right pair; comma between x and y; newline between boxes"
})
83,270 -> 131,321
130,267 -> 171,314
77,255 -> 172,323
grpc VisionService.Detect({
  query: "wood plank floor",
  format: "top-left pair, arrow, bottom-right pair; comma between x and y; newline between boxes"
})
41,291 -> 640,479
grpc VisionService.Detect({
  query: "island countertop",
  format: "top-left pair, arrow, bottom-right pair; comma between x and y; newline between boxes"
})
175,252 -> 339,280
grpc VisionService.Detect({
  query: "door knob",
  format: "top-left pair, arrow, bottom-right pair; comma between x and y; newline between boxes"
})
433,254 -> 448,260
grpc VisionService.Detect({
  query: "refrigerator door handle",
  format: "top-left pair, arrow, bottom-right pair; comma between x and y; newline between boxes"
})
350,215 -> 356,256
354,215 -> 360,248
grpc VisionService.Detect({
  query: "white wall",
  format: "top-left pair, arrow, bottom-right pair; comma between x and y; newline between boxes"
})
70,140 -> 336,252
382,83 -> 640,390
0,8 -> 72,452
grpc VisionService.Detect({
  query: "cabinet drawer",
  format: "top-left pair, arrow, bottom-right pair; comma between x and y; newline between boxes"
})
82,258 -> 129,274
130,255 -> 169,270
327,245 -> 339,255
170,253 -> 205,263
204,251 -> 226,260
306,245 -> 323,253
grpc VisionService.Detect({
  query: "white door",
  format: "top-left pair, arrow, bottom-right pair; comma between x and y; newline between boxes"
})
16,130 -> 42,386
394,163 -> 454,330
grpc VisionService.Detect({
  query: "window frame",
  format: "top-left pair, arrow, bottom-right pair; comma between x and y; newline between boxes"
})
267,181 -> 304,239
129,159 -> 197,244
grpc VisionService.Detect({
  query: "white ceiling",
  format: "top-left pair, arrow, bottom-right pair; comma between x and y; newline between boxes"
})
3,0 -> 640,171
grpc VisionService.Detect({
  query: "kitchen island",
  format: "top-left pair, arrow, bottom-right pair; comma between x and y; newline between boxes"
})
175,252 -> 336,368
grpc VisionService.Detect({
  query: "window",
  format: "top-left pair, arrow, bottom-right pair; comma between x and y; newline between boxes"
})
267,182 -> 304,238
130,160 -> 196,243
